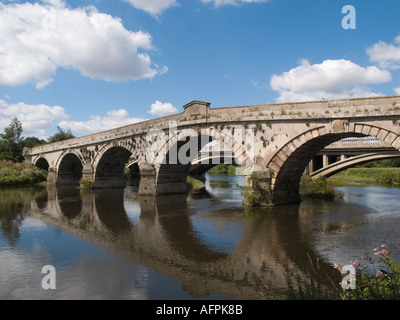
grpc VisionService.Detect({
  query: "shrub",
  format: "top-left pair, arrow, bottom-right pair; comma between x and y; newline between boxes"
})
300,176 -> 341,200
187,177 -> 205,193
79,178 -> 93,189
335,245 -> 400,300
0,160 -> 47,187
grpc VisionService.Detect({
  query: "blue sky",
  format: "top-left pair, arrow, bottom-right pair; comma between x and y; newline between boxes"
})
0,0 -> 400,138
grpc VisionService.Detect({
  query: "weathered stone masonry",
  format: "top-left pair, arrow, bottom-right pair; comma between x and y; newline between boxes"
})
23,96 -> 400,205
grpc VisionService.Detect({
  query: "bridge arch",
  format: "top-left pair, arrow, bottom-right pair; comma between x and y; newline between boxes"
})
267,122 -> 400,204
34,157 -> 50,171
153,127 -> 251,195
126,161 -> 141,189
57,151 -> 84,185
93,145 -> 132,188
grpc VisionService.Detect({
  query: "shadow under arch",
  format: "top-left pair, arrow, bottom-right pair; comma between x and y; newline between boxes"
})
93,146 -> 132,188
155,126 -> 252,195
268,132 -> 366,204
35,157 -> 49,171
57,153 -> 83,186
126,162 -> 141,190
156,134 -> 215,194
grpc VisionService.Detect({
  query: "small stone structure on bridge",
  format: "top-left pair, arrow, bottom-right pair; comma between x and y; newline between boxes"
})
23,95 -> 400,206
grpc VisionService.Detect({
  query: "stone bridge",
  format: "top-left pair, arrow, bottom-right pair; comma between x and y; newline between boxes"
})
23,95 -> 400,205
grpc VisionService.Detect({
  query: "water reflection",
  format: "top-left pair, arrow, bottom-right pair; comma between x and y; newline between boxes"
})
1,182 -> 348,300
2,178 -> 399,300
0,187 -> 47,247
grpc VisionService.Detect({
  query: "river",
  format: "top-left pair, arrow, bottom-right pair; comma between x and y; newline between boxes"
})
0,174 -> 399,300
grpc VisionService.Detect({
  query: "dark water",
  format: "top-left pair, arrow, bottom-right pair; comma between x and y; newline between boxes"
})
0,174 -> 399,300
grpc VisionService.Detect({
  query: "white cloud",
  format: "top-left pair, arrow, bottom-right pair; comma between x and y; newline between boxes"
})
367,34 -> 400,70
395,88 -> 400,95
59,109 -> 146,135
123,0 -> 179,17
148,100 -> 178,116
200,0 -> 269,8
0,1 -> 166,89
0,100 -> 68,138
270,59 -> 392,103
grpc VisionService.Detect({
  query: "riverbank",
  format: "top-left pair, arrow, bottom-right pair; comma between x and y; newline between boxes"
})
187,177 -> 206,193
0,160 -> 47,187
330,167 -> 400,187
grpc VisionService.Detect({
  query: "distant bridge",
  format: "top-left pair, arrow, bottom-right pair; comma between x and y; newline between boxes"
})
23,95 -> 400,205
305,137 -> 400,177
310,151 -> 400,179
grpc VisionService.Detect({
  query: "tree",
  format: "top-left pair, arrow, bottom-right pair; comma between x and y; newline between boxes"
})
21,137 -> 47,148
0,117 -> 23,162
47,126 -> 75,144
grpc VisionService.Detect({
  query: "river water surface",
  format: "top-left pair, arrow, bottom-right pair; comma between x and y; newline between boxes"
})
0,174 -> 399,300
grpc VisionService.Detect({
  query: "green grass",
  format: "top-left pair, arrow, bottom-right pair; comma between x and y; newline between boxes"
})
332,168 -> 400,186
187,177 -> 206,193
207,163 -> 239,175
0,160 -> 47,187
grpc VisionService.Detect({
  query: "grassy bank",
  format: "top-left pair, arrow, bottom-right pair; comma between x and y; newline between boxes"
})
187,177 -> 206,193
285,245 -> 400,300
331,167 -> 400,186
0,160 -> 47,187
207,163 -> 239,175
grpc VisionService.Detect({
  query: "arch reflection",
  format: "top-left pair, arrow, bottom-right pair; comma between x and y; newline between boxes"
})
24,187 -> 339,299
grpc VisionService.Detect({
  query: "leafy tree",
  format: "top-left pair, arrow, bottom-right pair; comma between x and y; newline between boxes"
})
358,158 -> 400,168
47,126 -> 75,144
0,117 -> 23,162
21,136 -> 47,148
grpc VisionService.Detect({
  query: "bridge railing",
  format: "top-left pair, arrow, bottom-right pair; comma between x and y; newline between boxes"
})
326,138 -> 391,149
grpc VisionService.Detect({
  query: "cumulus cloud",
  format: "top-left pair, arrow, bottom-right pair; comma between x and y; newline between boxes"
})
395,88 -> 400,95
367,34 -> 400,70
200,0 -> 270,7
59,109 -> 146,135
123,0 -> 179,17
0,1 -> 166,89
270,59 -> 392,103
0,100 -> 68,138
148,100 -> 178,116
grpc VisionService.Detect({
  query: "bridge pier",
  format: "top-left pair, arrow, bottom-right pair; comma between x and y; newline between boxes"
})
47,167 -> 57,185
81,163 -> 94,187
138,162 -> 157,195
243,161 -> 276,207
244,157 -> 304,207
